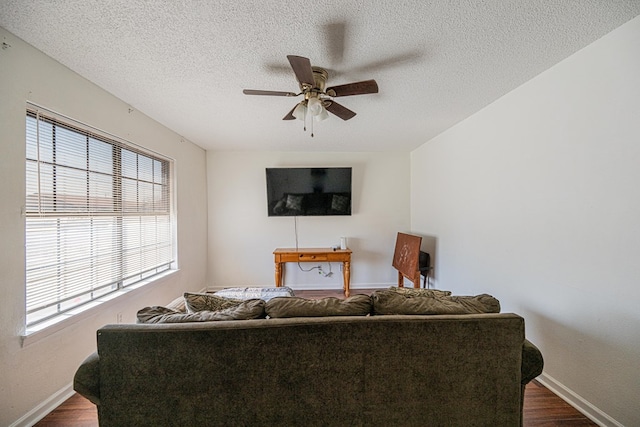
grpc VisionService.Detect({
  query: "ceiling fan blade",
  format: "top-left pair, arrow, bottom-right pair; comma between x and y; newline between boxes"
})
324,101 -> 356,120
283,104 -> 297,120
326,79 -> 378,97
243,89 -> 297,97
287,55 -> 315,86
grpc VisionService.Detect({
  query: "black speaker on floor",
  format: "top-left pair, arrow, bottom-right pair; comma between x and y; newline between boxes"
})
419,251 -> 431,288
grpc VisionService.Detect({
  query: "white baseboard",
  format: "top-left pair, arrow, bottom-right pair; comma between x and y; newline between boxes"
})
537,373 -> 622,427
9,383 -> 75,427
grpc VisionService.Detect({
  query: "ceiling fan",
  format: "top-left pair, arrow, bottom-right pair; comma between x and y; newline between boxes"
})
243,55 -> 379,129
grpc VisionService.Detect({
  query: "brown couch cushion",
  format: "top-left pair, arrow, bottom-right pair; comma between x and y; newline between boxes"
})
266,294 -> 372,318
371,290 -> 500,315
183,292 -> 244,313
385,286 -> 452,298
137,299 -> 266,323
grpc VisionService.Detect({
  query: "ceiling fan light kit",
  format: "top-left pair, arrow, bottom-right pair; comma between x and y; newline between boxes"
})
243,55 -> 378,136
307,97 -> 324,117
292,102 -> 306,120
315,105 -> 329,122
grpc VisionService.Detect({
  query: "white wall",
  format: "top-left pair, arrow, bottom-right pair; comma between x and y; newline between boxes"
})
0,27 -> 208,426
410,16 -> 640,426
207,151 -> 410,291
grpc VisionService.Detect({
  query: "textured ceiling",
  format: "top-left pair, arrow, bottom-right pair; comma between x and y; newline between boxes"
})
1,1 -> 639,152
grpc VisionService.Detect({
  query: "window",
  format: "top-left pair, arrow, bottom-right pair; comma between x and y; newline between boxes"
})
25,105 -> 174,327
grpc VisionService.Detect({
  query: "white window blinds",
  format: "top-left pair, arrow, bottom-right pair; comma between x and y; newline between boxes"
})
25,106 -> 174,326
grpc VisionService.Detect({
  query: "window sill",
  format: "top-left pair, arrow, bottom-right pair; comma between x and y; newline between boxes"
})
21,269 -> 178,347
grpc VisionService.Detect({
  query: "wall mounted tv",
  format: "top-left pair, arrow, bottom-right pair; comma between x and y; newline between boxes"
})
266,167 -> 352,216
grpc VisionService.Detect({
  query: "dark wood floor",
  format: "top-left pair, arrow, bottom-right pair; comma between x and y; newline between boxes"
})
35,289 -> 596,426
35,394 -> 97,427
523,380 -> 596,426
35,381 -> 596,427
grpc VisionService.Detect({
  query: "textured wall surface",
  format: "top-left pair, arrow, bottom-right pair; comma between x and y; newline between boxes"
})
411,15 -> 640,426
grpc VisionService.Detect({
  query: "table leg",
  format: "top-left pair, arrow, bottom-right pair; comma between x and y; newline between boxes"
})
275,262 -> 282,287
343,261 -> 351,297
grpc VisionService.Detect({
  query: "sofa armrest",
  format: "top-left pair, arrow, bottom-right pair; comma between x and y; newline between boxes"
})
521,339 -> 544,384
73,352 -> 101,405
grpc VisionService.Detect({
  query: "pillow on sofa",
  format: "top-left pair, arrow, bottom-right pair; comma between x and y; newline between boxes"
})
385,286 -> 452,298
137,299 -> 266,323
184,292 -> 244,313
330,194 -> 350,213
446,294 -> 501,313
214,286 -> 295,301
285,194 -> 304,212
266,294 -> 372,318
371,290 -> 500,315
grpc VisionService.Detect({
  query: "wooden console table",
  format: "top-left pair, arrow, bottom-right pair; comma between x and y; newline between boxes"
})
273,248 -> 352,297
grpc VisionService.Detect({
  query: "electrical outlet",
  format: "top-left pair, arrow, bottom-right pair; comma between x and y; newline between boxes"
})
116,312 -> 123,323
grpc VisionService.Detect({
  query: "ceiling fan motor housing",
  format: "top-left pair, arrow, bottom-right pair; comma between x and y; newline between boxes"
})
303,66 -> 329,97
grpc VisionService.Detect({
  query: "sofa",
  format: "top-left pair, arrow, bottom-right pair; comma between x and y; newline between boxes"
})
74,288 -> 543,426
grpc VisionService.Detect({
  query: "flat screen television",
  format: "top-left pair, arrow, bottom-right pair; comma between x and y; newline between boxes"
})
266,167 -> 352,216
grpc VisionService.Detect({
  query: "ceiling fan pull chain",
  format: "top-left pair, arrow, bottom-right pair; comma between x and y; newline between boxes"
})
303,105 -> 307,132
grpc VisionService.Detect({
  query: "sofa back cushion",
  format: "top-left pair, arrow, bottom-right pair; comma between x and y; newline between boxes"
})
384,286 -> 452,297
371,289 -> 500,315
266,294 -> 372,318
137,299 -> 266,323
183,292 -> 244,313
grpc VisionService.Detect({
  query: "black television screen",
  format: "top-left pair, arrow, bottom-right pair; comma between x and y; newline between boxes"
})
266,167 -> 352,216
